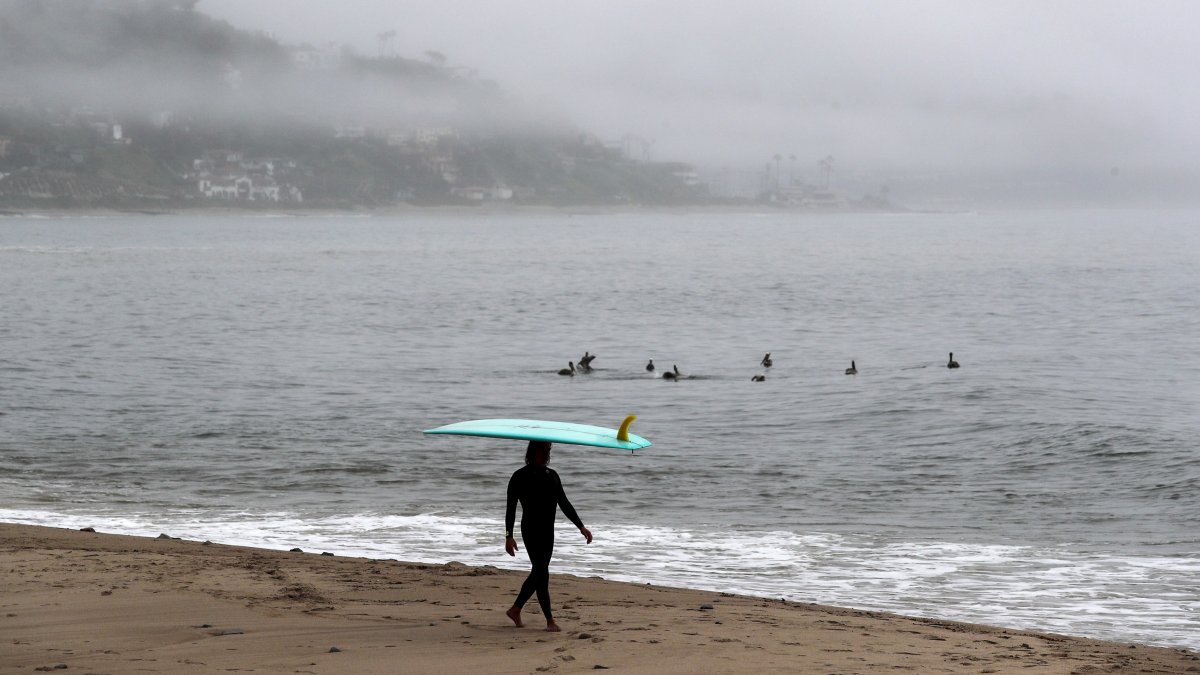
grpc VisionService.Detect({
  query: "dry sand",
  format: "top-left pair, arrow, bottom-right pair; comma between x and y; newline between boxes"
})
1,523 -> 1195,674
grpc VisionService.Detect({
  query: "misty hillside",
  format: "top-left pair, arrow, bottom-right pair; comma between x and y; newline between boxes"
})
0,0 -> 707,208
0,0 -> 281,69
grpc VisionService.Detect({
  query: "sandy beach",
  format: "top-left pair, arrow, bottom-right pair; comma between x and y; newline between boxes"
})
1,524 -> 1195,674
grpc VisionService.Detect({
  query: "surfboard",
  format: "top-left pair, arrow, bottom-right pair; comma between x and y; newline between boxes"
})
423,415 -> 651,451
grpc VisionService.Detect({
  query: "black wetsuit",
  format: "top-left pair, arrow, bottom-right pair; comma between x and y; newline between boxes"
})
505,464 -> 584,620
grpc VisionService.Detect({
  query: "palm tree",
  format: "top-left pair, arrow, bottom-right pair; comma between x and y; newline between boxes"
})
818,155 -> 835,190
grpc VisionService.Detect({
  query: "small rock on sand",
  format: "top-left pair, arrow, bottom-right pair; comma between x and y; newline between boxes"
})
79,527 -> 95,533
328,646 -> 341,653
700,604 -> 714,610
290,548 -> 303,552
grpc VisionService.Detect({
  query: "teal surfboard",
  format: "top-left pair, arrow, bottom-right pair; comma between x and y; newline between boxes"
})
423,415 -> 651,451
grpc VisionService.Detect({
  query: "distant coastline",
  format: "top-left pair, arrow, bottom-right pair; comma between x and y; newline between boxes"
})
0,201 -> 919,219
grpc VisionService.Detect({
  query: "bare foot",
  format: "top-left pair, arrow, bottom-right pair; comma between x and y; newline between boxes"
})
545,620 -> 561,632
506,606 -> 524,627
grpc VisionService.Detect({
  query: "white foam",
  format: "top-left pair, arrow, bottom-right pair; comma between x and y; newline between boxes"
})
3,507 -> 1195,650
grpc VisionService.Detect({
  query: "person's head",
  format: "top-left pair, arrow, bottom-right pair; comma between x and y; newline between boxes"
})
525,440 -> 551,466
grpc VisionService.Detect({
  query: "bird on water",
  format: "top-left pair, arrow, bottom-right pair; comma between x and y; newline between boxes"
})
579,352 -> 596,372
645,359 -> 655,373
662,365 -> 681,380
947,353 -> 960,369
761,353 -> 773,368
558,362 -> 576,376
845,360 -> 857,375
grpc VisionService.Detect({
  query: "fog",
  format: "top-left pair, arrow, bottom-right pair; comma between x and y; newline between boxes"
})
198,0 -> 1200,180
0,0 -> 569,139
3,0 -> 1198,203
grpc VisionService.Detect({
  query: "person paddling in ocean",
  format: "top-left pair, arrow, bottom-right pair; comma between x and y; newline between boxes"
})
505,440 -> 592,632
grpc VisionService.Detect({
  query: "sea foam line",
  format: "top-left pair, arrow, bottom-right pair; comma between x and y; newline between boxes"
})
2,507 -> 1196,651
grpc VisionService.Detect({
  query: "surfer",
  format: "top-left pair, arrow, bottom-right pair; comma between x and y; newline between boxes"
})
645,359 -> 655,373
505,441 -> 592,632
947,352 -> 960,369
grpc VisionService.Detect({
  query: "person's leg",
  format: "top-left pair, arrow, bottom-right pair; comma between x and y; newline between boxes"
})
530,540 -> 556,628
509,531 -> 555,628
509,557 -> 538,626
513,529 -> 558,630
512,560 -> 539,611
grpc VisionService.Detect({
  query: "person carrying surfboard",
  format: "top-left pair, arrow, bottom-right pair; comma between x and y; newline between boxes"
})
504,440 -> 592,632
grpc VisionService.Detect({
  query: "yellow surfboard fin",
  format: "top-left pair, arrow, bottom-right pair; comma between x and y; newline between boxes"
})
617,415 -> 637,442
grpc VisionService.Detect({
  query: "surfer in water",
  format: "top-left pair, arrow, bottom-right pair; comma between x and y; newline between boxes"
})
505,441 -> 592,632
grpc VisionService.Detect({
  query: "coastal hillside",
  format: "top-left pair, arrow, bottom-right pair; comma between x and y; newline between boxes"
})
0,0 -> 707,208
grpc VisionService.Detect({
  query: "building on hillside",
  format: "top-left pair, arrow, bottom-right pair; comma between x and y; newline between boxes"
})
193,150 -> 302,203
671,166 -> 702,187
197,174 -> 292,202
406,126 -> 457,147
198,177 -> 238,199
451,186 -> 487,201
291,43 -> 342,71
450,185 -> 514,202
804,190 -> 843,208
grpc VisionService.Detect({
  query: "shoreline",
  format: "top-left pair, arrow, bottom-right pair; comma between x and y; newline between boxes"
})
0,202 -> 937,219
4,203 -> 1190,220
1,523 -> 1195,674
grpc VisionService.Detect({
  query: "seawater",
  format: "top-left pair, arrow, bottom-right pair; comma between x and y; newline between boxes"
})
1,209 -> 1197,650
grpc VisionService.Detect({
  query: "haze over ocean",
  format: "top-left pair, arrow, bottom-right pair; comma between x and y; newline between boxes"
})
1,209 -> 1197,649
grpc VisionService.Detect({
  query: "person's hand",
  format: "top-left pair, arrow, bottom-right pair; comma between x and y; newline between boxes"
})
579,527 -> 593,544
505,536 -> 518,556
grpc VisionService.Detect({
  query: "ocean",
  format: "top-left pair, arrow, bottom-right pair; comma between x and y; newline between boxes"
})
1,209 -> 1197,650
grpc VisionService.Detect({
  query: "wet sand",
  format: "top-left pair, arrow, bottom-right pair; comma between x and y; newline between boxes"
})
1,523 -> 1195,674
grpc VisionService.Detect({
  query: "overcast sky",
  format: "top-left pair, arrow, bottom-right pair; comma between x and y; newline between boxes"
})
199,0 -> 1200,178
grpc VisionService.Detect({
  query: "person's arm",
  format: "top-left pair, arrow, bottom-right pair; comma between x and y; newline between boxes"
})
505,471 -> 519,555
555,472 -> 592,544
